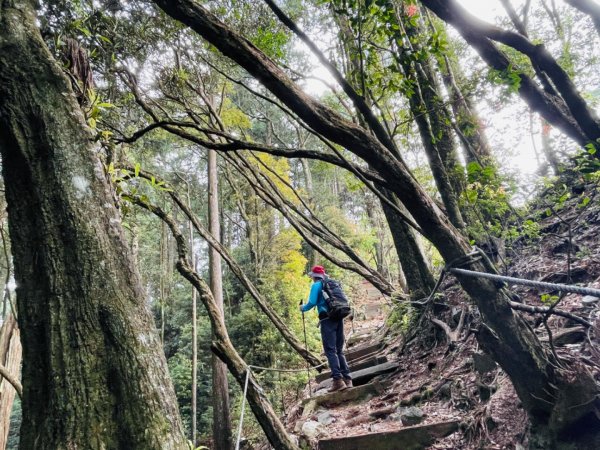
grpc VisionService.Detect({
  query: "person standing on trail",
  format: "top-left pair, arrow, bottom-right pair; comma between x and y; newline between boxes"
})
299,265 -> 352,392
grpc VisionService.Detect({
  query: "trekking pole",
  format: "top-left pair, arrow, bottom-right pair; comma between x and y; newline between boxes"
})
300,300 -> 313,395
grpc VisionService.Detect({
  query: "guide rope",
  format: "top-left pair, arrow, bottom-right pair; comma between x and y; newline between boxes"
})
448,267 -> 600,298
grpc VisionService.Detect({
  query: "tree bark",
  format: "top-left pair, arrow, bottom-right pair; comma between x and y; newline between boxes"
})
380,197 -> 435,299
0,2 -> 186,448
394,9 -> 466,229
333,8 -> 436,294
152,0 -> 600,443
208,150 -> 233,450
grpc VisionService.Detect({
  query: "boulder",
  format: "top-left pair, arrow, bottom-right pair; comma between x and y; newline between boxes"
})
317,410 -> 335,425
301,420 -> 322,439
400,406 -> 425,426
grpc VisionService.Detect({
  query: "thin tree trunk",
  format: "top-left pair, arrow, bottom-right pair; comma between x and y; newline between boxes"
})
0,3 -> 186,448
334,9 -> 435,294
188,217 -> 198,446
209,150 -> 232,450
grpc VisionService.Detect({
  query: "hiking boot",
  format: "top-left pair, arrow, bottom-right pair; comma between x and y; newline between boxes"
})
343,378 -> 353,388
328,378 -> 347,393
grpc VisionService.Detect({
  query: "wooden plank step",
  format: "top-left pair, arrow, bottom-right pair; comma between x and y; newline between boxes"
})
315,355 -> 388,383
302,381 -> 386,417
317,361 -> 399,391
318,420 -> 460,450
345,342 -> 382,362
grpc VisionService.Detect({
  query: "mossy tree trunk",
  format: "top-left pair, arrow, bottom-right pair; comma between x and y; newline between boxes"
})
0,2 -> 186,448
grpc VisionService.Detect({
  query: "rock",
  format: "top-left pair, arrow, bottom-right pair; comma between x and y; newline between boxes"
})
439,382 -> 452,399
477,383 -> 495,402
347,329 -> 372,347
551,239 -> 580,255
582,295 -> 599,306
317,410 -> 335,425
540,327 -> 586,346
387,412 -> 403,422
473,352 -> 497,374
301,420 -> 322,439
364,303 -> 383,319
400,406 -> 425,426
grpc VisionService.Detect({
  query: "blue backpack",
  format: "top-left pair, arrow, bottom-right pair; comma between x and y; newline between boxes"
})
322,277 -> 351,320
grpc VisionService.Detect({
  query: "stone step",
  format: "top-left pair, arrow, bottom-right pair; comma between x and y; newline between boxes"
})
345,342 -> 382,363
346,329 -> 372,347
302,381 -> 386,418
318,420 -> 460,450
315,355 -> 388,383
316,361 -> 399,391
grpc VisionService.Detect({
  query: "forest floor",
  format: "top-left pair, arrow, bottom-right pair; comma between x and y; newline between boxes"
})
282,194 -> 600,449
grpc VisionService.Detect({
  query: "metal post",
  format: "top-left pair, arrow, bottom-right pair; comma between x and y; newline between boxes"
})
300,301 -> 313,395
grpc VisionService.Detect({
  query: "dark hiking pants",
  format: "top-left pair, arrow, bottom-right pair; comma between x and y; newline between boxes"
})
320,317 -> 351,380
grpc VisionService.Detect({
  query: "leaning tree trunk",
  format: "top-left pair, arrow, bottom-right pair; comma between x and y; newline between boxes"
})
0,3 -> 186,448
333,10 -> 435,297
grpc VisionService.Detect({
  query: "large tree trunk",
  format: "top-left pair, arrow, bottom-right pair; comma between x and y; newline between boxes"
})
0,3 -> 186,448
380,197 -> 435,300
0,314 -> 21,450
152,1 -> 600,444
208,150 -> 233,449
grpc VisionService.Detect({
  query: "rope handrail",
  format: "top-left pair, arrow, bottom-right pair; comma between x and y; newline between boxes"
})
449,267 -> 600,298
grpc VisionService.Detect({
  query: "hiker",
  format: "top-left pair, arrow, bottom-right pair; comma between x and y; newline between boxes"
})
299,265 -> 352,392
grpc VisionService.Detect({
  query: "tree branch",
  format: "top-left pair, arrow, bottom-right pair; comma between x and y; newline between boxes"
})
0,363 -> 22,398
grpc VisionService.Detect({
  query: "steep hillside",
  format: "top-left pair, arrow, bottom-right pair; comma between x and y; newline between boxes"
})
284,193 -> 600,449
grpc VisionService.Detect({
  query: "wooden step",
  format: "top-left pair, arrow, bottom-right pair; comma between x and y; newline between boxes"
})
317,361 -> 399,391
302,381 -> 386,417
315,355 -> 388,383
318,420 -> 460,450
345,342 -> 382,362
